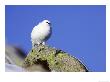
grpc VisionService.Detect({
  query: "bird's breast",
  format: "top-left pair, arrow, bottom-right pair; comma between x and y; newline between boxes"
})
31,25 -> 51,40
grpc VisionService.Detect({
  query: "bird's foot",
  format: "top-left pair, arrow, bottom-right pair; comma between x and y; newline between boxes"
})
33,42 -> 45,48
33,44 -> 38,47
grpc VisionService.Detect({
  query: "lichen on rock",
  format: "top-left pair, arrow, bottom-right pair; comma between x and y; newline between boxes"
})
22,44 -> 88,72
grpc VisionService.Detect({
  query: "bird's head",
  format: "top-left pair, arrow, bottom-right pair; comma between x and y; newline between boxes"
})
42,20 -> 51,25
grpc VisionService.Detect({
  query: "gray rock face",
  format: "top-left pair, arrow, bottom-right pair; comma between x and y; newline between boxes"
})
5,63 -> 25,72
5,44 -> 26,66
5,44 -> 26,72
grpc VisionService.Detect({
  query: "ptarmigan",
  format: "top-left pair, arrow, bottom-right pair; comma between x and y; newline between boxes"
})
31,20 -> 52,47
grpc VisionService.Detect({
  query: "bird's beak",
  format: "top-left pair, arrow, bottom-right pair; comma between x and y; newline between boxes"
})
48,23 -> 51,25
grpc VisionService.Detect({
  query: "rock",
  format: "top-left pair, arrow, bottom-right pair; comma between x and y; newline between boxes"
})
5,44 -> 26,66
23,44 -> 88,72
5,63 -> 25,72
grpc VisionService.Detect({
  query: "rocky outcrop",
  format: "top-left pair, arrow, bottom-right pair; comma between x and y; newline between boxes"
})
23,44 -> 88,72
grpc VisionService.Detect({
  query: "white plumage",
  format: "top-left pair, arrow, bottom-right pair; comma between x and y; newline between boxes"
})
31,20 -> 52,47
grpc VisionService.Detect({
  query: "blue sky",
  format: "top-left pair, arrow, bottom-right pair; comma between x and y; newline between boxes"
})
5,5 -> 106,72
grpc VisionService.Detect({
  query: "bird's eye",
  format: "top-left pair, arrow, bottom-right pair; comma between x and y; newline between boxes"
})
46,22 -> 49,23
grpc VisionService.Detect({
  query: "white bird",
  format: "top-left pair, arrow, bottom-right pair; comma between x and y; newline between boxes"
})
31,20 -> 52,47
